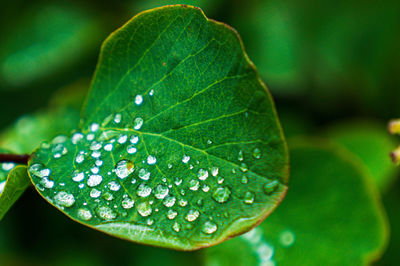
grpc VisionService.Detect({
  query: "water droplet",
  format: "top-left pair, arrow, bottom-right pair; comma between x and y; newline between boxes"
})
179,198 -> 188,207
137,183 -> 152,197
54,191 -> 75,207
91,151 -> 101,158
244,191 -> 255,204
279,230 -> 296,247
90,123 -> 99,132
122,197 -> 135,209
95,160 -> 103,167
39,177 -> 54,189
72,133 -> 84,144
147,155 -> 157,165
253,148 -> 262,159
115,160 -> 134,179
135,95 -> 143,105
87,174 -> 103,187
75,153 -> 85,164
52,144 -> 68,158
114,113 -> 122,124
202,185 -> 210,192
147,219 -> 154,226
174,177 -> 182,186
90,188 -> 101,198
2,163 -> 14,171
239,163 -> 248,172
96,206 -> 117,220
202,221 -> 217,234
130,135 -> 139,144
212,187 -> 231,203
241,175 -> 248,184
137,202 -> 152,217
91,167 -> 99,174
90,142 -> 102,151
217,176 -> 224,184
138,168 -> 150,180
154,184 -> 169,199
189,179 -> 200,191
207,139 -> 213,145
103,192 -> 114,201
87,133 -> 95,141
104,143 -> 113,151
163,196 -> 176,207
211,167 -> 219,176
117,135 -> 128,144
108,181 -> 121,191
264,180 -> 279,194
127,145 -> 137,154
185,209 -> 200,222
29,163 -> 50,178
167,209 -> 177,219
238,150 -> 244,161
149,89 -> 154,96
77,208 -> 92,221
133,117 -> 144,130
182,155 -> 190,163
172,222 -> 180,232
197,169 -> 209,180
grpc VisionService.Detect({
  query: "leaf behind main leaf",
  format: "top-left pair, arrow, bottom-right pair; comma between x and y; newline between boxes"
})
29,5 -> 289,250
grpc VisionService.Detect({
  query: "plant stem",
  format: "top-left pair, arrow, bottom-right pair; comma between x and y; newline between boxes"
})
0,154 -> 30,164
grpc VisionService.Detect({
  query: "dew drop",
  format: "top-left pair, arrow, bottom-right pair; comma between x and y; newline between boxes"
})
163,196 -> 176,207
87,133 -> 95,141
104,143 -> 113,151
212,187 -> 231,203
154,184 -> 169,199
179,198 -> 188,207
149,89 -> 154,96
137,183 -> 152,197
29,163 -> 50,178
211,167 -> 219,176
197,169 -> 209,180
114,113 -> 122,124
2,163 -> 15,171
182,155 -> 190,164
202,185 -> 210,192
138,168 -> 150,180
54,191 -> 75,207
91,151 -> 101,158
103,192 -> 114,201
90,142 -> 102,151
172,222 -> 180,232
239,163 -> 248,172
244,191 -> 255,204
75,153 -> 85,164
217,176 -> 224,184
253,148 -> 262,159
117,134 -> 128,144
130,135 -> 139,144
238,150 -> 244,161
185,209 -> 200,222
87,174 -> 103,187
241,175 -> 248,184
135,95 -> 143,105
202,221 -> 218,234
264,180 -> 279,194
96,206 -> 117,220
90,123 -> 99,132
72,133 -> 84,144
77,208 -> 92,221
207,139 -> 213,145
133,117 -> 144,130
115,160 -> 134,179
127,145 -> 137,154
167,209 -> 178,219
90,188 -> 101,198
108,181 -> 121,191
137,201 -> 152,217
95,160 -> 103,167
122,197 -> 135,209
90,167 -> 99,174
39,177 -> 54,189
189,179 -> 200,191
174,177 -> 182,186
147,219 -> 154,226
147,155 -> 157,165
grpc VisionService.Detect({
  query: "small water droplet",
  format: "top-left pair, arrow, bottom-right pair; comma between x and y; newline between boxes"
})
174,177 -> 182,186
77,208 -> 92,221
137,183 -> 152,197
90,123 -> 99,132
96,205 -> 117,220
72,133 -> 84,144
138,168 -> 150,180
87,174 -> 103,187
239,163 -> 248,172
115,160 -> 134,179
122,197 -> 135,209
182,155 -> 190,164
117,135 -> 128,144
114,113 -> 122,124
72,171 -> 84,182
241,175 -> 248,184
238,150 -> 244,161
108,181 -> 121,191
29,163 -> 50,178
154,184 -> 169,199
197,169 -> 209,180
202,185 -> 210,192
163,196 -> 176,207
54,191 -> 75,207
135,95 -> 143,105
147,155 -> 157,165
133,117 -> 144,130
87,133 -> 95,141
149,89 -> 154,96
207,139 -> 213,145
104,143 -> 113,151
91,167 -> 99,174
167,209 -> 178,219
90,188 -> 101,198
103,191 -> 114,201
147,218 -> 154,226
137,201 -> 152,217
130,135 -> 139,144
202,221 -> 218,234
244,191 -> 255,204
179,198 -> 188,207
90,142 -> 102,151
172,222 -> 180,232
264,180 -> 279,194
189,179 -> 200,191
127,145 -> 137,154
39,177 -> 54,189
211,167 -> 219,176
212,187 -> 231,203
253,148 -> 262,159
217,176 -> 224,184
185,209 -> 200,222
91,151 -> 101,158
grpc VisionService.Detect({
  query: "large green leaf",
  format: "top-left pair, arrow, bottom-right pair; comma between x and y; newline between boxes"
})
28,5 -> 288,250
325,120 -> 398,191
0,166 -> 30,220
205,140 -> 388,265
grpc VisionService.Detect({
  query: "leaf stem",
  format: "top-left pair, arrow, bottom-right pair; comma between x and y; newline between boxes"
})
0,153 -> 30,165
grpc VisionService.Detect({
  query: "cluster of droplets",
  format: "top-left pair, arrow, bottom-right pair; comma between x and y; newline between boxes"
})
28,111 -> 280,240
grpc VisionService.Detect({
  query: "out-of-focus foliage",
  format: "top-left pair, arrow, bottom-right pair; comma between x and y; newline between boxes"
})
0,0 -> 399,264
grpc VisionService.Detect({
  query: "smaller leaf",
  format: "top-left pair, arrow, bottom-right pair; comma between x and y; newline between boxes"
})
0,166 -> 30,220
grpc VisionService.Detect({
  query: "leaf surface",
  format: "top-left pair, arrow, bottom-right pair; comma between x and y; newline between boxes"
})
205,140 -> 388,265
28,5 -> 288,250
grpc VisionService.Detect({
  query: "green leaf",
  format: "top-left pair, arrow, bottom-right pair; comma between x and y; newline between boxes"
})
0,166 -> 30,220
0,3 -> 104,88
28,5 -> 289,250
325,120 -> 398,191
205,140 -> 388,265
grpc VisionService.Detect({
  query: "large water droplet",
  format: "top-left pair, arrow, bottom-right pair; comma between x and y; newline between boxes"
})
72,171 -> 85,182
212,186 -> 231,203
96,206 -> 117,220
154,184 -> 169,199
137,201 -> 152,217
137,183 -> 152,197
72,132 -> 84,144
185,209 -> 200,222
87,174 -> 103,187
29,163 -> 50,178
77,208 -> 92,221
115,160 -> 134,179
244,191 -> 255,204
108,181 -> 121,191
104,143 -> 113,151
202,221 -> 218,234
39,177 -> 54,189
54,191 -> 75,207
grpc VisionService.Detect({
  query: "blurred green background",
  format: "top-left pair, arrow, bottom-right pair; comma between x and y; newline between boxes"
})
0,0 -> 399,265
